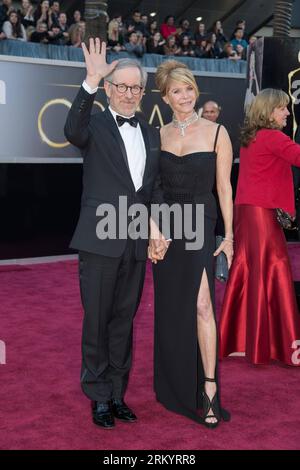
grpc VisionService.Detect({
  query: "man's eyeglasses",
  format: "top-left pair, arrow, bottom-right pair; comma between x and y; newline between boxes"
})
107,82 -> 143,96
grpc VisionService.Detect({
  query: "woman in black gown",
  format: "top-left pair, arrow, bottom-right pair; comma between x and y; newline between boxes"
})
149,61 -> 233,428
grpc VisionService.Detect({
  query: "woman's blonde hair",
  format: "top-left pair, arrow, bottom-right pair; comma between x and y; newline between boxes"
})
241,88 -> 289,147
108,19 -> 119,40
69,23 -> 85,45
155,60 -> 199,98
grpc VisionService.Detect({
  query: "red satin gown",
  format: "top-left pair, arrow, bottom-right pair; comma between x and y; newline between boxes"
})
219,204 -> 300,366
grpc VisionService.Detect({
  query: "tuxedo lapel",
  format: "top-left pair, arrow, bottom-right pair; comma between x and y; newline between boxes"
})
102,108 -> 134,187
102,109 -> 153,193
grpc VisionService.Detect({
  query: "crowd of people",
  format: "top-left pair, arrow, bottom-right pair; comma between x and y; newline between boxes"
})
0,0 -> 254,59
0,0 -> 86,46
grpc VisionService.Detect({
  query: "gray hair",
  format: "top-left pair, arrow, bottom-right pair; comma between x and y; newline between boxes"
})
104,58 -> 148,88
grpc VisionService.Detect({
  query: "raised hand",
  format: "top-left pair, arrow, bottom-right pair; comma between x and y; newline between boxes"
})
82,37 -> 119,89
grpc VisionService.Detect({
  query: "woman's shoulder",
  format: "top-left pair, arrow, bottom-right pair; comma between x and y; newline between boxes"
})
197,118 -> 220,135
256,128 -> 286,142
198,119 -> 229,139
198,116 -> 217,127
198,117 -> 226,131
257,128 -> 283,136
255,128 -> 292,154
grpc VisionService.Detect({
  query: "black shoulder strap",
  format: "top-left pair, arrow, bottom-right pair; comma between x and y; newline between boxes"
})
213,124 -> 222,152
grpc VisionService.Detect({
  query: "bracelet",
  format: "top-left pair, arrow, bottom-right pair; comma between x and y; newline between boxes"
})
223,237 -> 234,243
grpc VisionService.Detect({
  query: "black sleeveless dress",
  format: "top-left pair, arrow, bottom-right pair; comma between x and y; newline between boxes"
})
153,125 -> 225,424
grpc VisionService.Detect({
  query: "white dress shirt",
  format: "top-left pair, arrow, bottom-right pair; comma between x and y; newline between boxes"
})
82,80 -> 146,191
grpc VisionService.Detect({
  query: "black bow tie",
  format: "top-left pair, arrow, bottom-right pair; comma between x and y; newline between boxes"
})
116,115 -> 138,128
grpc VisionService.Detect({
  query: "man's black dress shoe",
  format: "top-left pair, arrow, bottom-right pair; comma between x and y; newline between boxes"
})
111,399 -> 137,422
92,401 -> 115,429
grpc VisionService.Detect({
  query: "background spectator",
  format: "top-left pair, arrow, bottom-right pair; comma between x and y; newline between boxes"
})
194,38 -> 209,58
0,0 -> 13,30
236,43 -> 246,60
194,22 -> 206,46
58,12 -> 67,32
146,31 -> 164,54
231,27 -> 248,51
219,42 -> 239,59
211,20 -> 227,48
177,18 -> 193,42
2,10 -> 27,40
149,19 -> 158,38
107,17 -> 124,52
69,9 -> 82,26
160,15 -> 176,40
30,20 -> 49,43
47,23 -> 65,44
68,21 -> 85,47
163,34 -> 181,56
141,13 -> 148,25
49,0 -> 60,28
201,100 -> 221,122
249,35 -> 257,45
33,1 -> 51,29
140,12 -> 150,38
179,35 -> 195,57
231,19 -> 249,42
125,10 -> 146,37
124,30 -> 145,57
18,0 -> 34,29
205,32 -> 221,58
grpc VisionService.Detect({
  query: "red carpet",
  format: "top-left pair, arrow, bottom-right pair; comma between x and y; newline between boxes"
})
0,244 -> 300,450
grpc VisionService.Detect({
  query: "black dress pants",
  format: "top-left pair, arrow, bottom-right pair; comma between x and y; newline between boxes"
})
79,239 -> 146,402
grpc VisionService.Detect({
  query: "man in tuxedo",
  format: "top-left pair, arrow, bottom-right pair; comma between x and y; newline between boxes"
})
64,38 -> 166,428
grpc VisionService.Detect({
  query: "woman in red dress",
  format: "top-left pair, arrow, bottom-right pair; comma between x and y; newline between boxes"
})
219,88 -> 300,366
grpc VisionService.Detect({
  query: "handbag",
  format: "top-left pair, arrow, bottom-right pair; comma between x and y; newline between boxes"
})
276,208 -> 298,231
215,235 -> 229,282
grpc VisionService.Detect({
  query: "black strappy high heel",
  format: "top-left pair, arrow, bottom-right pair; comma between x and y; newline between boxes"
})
202,377 -> 221,429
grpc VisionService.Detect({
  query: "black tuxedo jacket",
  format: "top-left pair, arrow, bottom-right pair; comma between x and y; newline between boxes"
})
64,86 -> 162,260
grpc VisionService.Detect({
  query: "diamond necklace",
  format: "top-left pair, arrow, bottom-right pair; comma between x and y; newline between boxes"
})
172,111 -> 199,137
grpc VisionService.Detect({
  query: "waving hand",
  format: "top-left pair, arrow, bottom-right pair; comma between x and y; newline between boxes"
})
82,38 -> 118,89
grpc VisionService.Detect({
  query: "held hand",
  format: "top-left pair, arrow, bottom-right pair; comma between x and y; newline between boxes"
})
82,38 -> 119,88
148,245 -> 167,264
148,246 -> 161,264
213,239 -> 234,269
148,238 -> 171,264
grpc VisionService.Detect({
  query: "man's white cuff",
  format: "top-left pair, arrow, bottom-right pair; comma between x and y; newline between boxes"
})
82,80 -> 98,94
